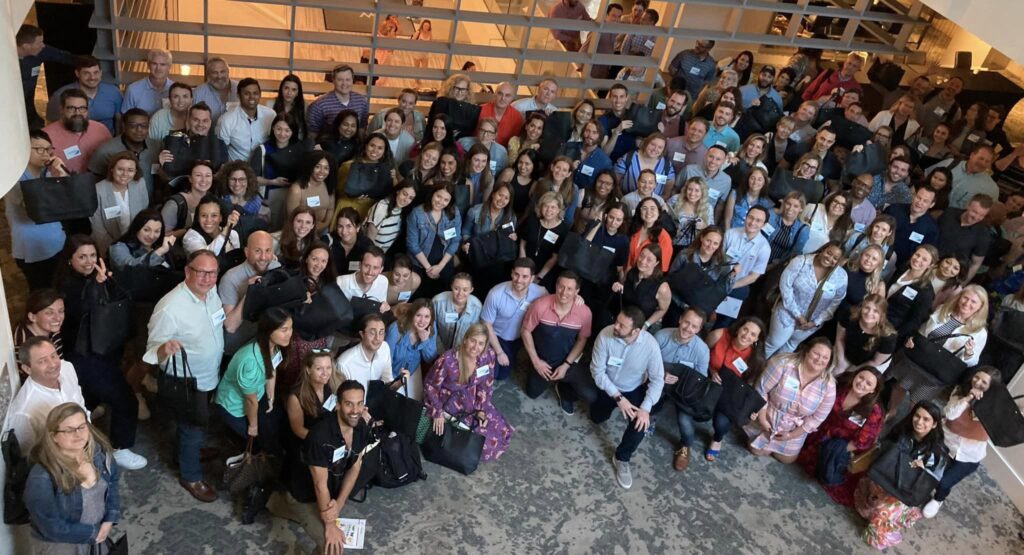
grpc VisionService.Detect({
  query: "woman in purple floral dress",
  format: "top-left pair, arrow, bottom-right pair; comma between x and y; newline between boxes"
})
424,323 -> 514,461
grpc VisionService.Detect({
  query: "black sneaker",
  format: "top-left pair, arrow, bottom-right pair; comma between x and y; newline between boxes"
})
555,385 -> 575,415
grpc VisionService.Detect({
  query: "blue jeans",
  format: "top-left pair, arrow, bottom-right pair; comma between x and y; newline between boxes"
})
676,410 -> 698,448
495,337 -> 521,381
178,418 -> 206,482
934,459 -> 980,501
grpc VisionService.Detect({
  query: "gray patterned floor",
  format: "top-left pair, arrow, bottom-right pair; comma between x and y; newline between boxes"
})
76,377 -> 1024,554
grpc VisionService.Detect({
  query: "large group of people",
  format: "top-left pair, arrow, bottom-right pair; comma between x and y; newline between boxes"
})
9,14 -> 1024,553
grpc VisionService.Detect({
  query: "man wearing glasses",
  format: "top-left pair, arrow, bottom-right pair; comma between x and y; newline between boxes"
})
144,250 -> 225,503
42,88 -> 112,174
458,118 -> 509,174
88,109 -> 162,199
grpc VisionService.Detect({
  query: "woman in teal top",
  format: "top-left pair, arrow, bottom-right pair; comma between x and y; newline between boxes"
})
215,307 -> 293,455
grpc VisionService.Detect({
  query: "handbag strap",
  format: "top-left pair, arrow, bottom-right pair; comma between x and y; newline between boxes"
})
925,332 -> 970,356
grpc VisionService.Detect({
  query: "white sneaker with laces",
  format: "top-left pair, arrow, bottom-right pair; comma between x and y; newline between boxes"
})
923,499 -> 943,518
113,449 -> 148,470
613,459 -> 633,489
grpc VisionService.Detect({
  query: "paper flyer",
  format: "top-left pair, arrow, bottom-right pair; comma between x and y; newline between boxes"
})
335,518 -> 366,549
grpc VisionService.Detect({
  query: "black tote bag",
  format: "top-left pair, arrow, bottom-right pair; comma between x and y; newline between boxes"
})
904,332 -> 969,385
156,349 -> 209,427
20,173 -> 99,223
767,170 -> 824,205
428,97 -> 482,139
624,103 -> 664,137
535,111 -> 573,166
868,440 -> 943,508
367,379 -> 428,441
716,368 -> 767,425
665,362 -> 722,422
87,281 -> 134,357
293,282 -> 354,341
973,382 -> 1024,448
844,142 -> 886,178
668,261 -> 731,315
242,268 -> 308,321
557,232 -> 617,285
421,415 -> 485,475
2,430 -> 29,525
114,265 -> 183,304
162,133 -> 225,178
345,161 -> 393,199
468,228 -> 517,268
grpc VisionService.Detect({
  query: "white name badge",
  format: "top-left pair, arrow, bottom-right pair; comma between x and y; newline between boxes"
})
475,365 -> 490,378
732,357 -> 749,374
672,152 -> 686,163
398,290 -> 412,301
762,223 -> 776,235
63,145 -> 82,160
442,227 -> 457,240
967,133 -> 981,143
518,300 -> 531,312
323,395 -> 339,413
271,350 -> 283,368
848,413 -> 867,427
602,245 -> 616,253
656,102 -> 666,110
31,66 -> 41,77
715,141 -> 727,148
489,160 -> 497,172
151,163 -> 161,175
854,222 -> 866,233
444,311 -> 458,323
902,287 -> 918,300
332,445 -> 348,463
644,39 -> 655,50
104,206 -> 123,220
348,261 -> 360,272
655,174 -> 668,185
917,143 -> 929,154
1014,264 -> 1023,273
323,394 -> 338,411
784,376 -> 801,391
715,296 -> 743,318
608,356 -> 624,367
501,222 -> 514,230
933,107 -> 946,117
689,66 -> 701,75
543,230 -> 559,243
212,308 -> 226,325
708,188 -> 721,201
908,231 -> 924,244
580,164 -> 594,176
306,196 -> 321,208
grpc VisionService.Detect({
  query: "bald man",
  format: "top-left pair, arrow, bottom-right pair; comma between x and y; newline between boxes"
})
478,81 -> 524,147
219,230 -> 281,354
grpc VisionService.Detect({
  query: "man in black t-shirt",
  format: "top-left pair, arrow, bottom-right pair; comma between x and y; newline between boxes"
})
301,380 -> 375,554
937,194 -> 993,282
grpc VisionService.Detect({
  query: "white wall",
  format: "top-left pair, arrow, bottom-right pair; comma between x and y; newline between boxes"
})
922,0 -> 1024,67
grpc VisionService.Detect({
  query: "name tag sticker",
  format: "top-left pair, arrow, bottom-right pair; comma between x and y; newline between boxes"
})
1013,264 -> 1023,273
444,312 -> 458,323
854,223 -> 866,232
967,133 -> 981,143
31,66 -> 41,77
501,222 -> 514,230
63,145 -> 82,160
784,376 -> 801,391
848,413 -> 867,427
489,160 -> 497,172
323,394 -> 337,411
608,356 -> 624,367
689,66 -> 701,75
672,152 -> 686,163
602,245 -> 616,253
762,223 -> 776,235
104,206 -> 123,220
306,196 -> 321,208
934,107 -> 946,117
443,227 -> 457,240
518,300 -> 531,312
398,291 -> 412,301
733,357 -> 749,374
656,102 -> 666,110
644,39 -> 655,50
475,365 -> 490,378
151,163 -> 161,175
348,261 -> 360,272
917,143 -> 929,154
332,445 -> 348,463
271,350 -> 283,368
543,230 -> 559,243
902,288 -> 918,300
908,231 -> 924,243
655,174 -> 668,185
715,296 -> 742,318
708,188 -> 721,200
580,164 -> 594,176
212,308 -> 226,324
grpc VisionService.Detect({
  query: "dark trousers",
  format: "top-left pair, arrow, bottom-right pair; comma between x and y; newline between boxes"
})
590,384 -> 648,462
216,395 -> 281,456
494,337 -> 521,380
16,255 -> 60,291
69,354 -> 138,449
934,459 -> 980,501
523,362 -> 599,404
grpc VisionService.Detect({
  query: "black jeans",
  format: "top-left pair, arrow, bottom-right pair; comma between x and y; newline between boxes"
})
590,384 -> 648,462
69,353 -> 138,449
16,255 -> 60,291
216,395 -> 281,455
523,362 -> 599,405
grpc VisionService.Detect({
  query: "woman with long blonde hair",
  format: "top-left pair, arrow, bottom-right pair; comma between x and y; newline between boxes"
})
669,176 -> 713,250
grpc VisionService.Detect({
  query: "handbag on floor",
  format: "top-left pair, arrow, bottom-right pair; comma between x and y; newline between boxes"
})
102,533 -> 128,555
848,444 -> 880,474
868,439 -> 945,508
421,414 -> 484,475
367,379 -> 428,441
223,436 -> 278,496
20,173 -> 99,223
715,369 -> 767,425
373,429 -> 426,488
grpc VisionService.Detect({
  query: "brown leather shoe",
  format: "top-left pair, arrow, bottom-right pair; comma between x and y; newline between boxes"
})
179,479 -> 217,503
673,447 -> 690,471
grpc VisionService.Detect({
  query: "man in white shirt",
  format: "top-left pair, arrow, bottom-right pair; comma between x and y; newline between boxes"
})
216,78 -> 275,162
337,246 -> 391,312
511,78 -> 559,115
144,250 -> 225,503
335,314 -> 396,391
8,337 -> 88,453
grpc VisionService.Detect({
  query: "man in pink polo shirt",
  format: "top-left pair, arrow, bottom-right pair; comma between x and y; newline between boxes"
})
42,88 -> 112,174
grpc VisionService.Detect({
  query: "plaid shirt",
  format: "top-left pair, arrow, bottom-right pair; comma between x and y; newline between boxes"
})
621,33 -> 656,57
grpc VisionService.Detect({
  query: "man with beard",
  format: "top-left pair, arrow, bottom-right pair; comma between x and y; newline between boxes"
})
868,156 -> 914,209
677,144 -> 730,215
940,144 -> 999,209
216,78 -> 276,161
89,109 -> 162,198
702,101 -> 740,153
666,117 -> 709,174
43,89 -> 112,174
122,48 -> 174,115
657,90 -> 689,138
848,174 -> 877,227
918,76 -> 963,135
667,39 -> 717,100
219,231 -> 281,354
192,57 -> 238,124
568,119 -> 613,190
157,102 -> 229,180
739,65 -> 783,110
46,56 -> 123,134
477,81 -> 523,148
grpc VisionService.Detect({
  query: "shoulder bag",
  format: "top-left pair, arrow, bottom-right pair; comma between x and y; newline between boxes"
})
665,362 -> 722,422
345,161 -> 393,199
293,282 -> 354,341
223,436 -> 279,495
868,439 -> 944,508
242,268 -> 308,321
2,430 -> 29,525
624,103 -> 663,137
20,173 -> 99,223
367,379 -> 429,443
767,169 -> 823,205
265,143 -> 308,181
428,97 -> 482,139
973,382 -> 1024,448
420,413 -> 485,475
156,349 -> 209,426
468,227 -> 517,269
668,260 -> 732,315
904,332 -> 969,385
557,231 -> 617,285
80,279 -> 134,357
716,368 -> 767,425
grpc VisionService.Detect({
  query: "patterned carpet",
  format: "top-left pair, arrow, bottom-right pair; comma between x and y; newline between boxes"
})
41,379 -> 1024,555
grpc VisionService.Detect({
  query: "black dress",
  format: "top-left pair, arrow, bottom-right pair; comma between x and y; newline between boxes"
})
285,385 -> 333,502
521,216 -> 569,291
842,313 -> 897,365
331,233 -> 374,276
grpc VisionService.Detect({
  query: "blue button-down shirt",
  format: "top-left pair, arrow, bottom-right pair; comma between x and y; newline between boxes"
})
655,329 -> 710,376
122,77 -> 172,115
703,125 -> 741,153
480,281 -> 547,341
193,80 -> 238,123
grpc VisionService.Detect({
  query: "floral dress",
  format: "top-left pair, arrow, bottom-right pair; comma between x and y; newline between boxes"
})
743,355 -> 836,457
424,347 -> 514,461
796,387 -> 884,505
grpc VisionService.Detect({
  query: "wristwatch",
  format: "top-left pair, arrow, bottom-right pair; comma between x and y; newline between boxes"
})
613,395 -> 623,403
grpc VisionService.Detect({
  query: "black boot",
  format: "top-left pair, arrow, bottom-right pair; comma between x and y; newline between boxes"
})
241,484 -> 270,525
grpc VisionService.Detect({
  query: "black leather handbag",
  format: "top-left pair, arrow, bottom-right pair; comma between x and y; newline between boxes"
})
115,264 -> 183,304
265,143 -> 308,181
293,282 -> 354,341
2,430 -> 29,525
868,439 -> 944,508
668,260 -> 731,315
319,138 -> 358,166
665,362 -> 722,422
716,369 -> 767,425
844,142 -> 886,178
767,170 -> 824,205
868,60 -> 906,92
345,161 -> 393,199
624,103 -> 663,137
349,296 -> 384,334
421,415 -> 485,475
557,232 -> 617,285
428,97 -> 482,139
216,249 -> 247,277
535,111 -> 573,166
367,379 -> 428,442
162,133 -> 225,178
973,381 -> 1024,448
904,332 -> 969,385
468,228 -> 517,268
243,268 -> 308,321
86,280 -> 134,357
156,349 -> 209,427
20,173 -> 99,223
734,96 -> 783,139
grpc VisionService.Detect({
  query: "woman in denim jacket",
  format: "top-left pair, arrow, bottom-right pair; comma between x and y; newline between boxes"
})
24,402 -> 121,552
406,181 -> 462,298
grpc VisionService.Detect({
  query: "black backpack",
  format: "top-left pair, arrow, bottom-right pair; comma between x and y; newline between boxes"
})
373,430 -> 426,489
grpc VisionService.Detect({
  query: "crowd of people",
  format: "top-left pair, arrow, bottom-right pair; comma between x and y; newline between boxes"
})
9,14 -> 1024,553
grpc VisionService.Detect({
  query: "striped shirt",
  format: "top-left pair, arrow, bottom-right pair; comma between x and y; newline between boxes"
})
306,90 -> 370,135
366,198 -> 404,252
13,322 -> 64,362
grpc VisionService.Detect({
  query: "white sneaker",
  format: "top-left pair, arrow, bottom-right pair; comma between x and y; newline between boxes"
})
137,393 -> 151,421
113,449 -> 148,470
613,459 -> 633,489
923,499 -> 943,518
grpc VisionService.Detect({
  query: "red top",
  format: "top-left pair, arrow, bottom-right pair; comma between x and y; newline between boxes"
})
478,101 -> 524,148
709,329 -> 753,377
628,229 -> 673,273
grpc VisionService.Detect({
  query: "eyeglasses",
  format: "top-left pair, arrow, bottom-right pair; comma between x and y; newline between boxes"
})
31,146 -> 55,154
480,128 -> 496,135
186,266 -> 218,278
229,177 -> 248,183
55,423 -> 89,436
453,86 -> 469,93
310,348 -> 332,354
64,106 -> 89,114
